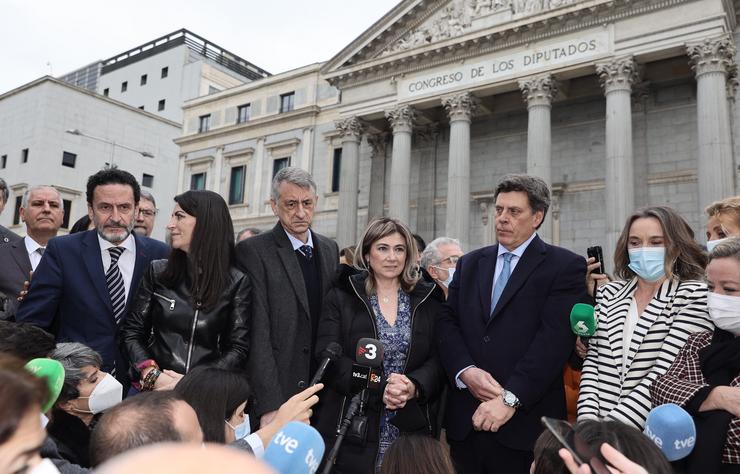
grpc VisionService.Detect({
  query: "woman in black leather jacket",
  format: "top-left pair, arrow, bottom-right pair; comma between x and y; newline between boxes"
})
121,190 -> 251,391
314,218 -> 445,474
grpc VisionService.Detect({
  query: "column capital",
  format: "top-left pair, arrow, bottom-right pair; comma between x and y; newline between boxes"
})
385,105 -> 415,134
414,123 -> 440,146
687,35 -> 736,78
334,116 -> 364,143
519,74 -> 558,108
367,132 -> 389,158
596,56 -> 640,94
442,92 -> 479,122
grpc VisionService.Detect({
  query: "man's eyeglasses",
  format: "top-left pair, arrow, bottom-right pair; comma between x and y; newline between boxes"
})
138,209 -> 157,218
441,256 -> 461,265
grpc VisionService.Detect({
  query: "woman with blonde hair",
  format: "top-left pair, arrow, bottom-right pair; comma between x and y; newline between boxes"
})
315,217 -> 445,473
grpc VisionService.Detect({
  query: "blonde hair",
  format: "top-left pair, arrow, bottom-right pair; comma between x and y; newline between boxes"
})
705,196 -> 740,229
353,218 -> 418,295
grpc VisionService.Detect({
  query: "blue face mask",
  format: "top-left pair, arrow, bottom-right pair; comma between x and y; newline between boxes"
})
433,267 -> 455,288
707,237 -> 728,253
226,416 -> 251,440
628,247 -> 666,282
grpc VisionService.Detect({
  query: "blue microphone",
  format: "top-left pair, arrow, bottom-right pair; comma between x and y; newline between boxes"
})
643,403 -> 696,461
264,421 -> 325,474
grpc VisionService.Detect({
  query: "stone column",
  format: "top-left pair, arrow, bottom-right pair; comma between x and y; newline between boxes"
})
442,92 -> 478,250
519,74 -> 558,243
367,133 -> 388,221
251,137 -> 266,215
596,56 -> 640,268
335,116 -> 364,247
688,36 -> 737,212
385,105 -> 415,224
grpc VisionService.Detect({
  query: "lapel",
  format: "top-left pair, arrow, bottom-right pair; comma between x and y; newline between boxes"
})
477,245 -> 498,318
272,223 -> 310,318
488,235 -> 547,323
81,230 -> 113,314
314,233 -> 336,293
8,238 -> 32,278
622,278 -> 678,372
604,278 -> 638,369
128,234 -> 147,308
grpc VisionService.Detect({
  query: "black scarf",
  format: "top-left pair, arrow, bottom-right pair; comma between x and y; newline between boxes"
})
684,329 -> 740,474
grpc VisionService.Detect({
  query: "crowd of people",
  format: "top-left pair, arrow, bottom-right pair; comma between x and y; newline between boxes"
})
0,166 -> 737,474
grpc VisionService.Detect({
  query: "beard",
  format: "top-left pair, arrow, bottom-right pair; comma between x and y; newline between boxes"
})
97,221 -> 134,244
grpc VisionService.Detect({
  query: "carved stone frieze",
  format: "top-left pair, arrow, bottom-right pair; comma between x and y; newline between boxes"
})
385,105 -> 416,133
519,74 -> 558,108
335,116 -> 364,142
596,56 -> 641,94
367,132 -> 390,157
414,123 -> 441,146
687,35 -> 736,78
442,92 -> 479,121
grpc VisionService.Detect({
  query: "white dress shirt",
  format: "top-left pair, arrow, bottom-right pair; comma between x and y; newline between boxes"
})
283,226 -> 314,251
622,299 -> 640,371
98,233 -> 137,303
24,236 -> 45,271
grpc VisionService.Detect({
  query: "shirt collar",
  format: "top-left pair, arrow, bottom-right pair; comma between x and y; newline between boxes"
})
498,232 -> 537,259
24,235 -> 43,255
282,226 -> 313,251
97,232 -> 136,254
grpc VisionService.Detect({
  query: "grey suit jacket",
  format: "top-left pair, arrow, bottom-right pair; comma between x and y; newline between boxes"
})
0,235 -> 32,320
0,224 -> 20,244
235,222 -> 338,418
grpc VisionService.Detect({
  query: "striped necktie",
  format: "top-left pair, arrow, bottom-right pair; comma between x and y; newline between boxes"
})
107,246 -> 126,325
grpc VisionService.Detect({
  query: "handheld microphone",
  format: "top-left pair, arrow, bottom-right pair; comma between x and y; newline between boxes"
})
263,421 -> 325,474
570,303 -> 597,346
310,342 -> 343,386
643,403 -> 696,461
352,338 -> 384,393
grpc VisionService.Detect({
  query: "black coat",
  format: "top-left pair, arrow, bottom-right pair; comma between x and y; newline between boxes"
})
120,260 -> 251,375
46,409 -> 94,468
314,272 -> 446,473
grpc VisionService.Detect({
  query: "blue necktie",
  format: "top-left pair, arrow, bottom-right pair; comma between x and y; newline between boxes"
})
299,245 -> 313,261
490,252 -> 514,319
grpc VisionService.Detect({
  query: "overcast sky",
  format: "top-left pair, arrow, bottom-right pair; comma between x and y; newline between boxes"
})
1,0 -> 400,94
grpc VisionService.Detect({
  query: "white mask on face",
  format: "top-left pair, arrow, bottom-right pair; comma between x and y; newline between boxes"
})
30,459 -> 61,474
75,373 -> 123,414
708,293 -> 740,336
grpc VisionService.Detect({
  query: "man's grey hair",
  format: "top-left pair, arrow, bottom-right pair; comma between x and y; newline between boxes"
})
0,178 -> 8,204
421,237 -> 462,269
50,342 -> 103,403
271,167 -> 317,201
494,174 -> 551,227
21,186 -> 63,209
709,236 -> 740,262
139,190 -> 156,208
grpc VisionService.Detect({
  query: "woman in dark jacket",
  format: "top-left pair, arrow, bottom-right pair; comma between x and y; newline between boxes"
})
121,190 -> 250,391
315,217 -> 445,474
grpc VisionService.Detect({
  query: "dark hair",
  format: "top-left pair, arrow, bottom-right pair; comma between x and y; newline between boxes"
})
69,215 -> 92,234
89,391 -> 184,466
381,435 -> 455,474
0,177 -> 9,204
532,419 -> 672,474
0,356 -> 48,445
412,234 -> 426,255
494,174 -> 551,228
339,245 -> 356,260
159,191 -> 235,310
175,366 -> 250,444
0,322 -> 56,362
236,227 -> 261,240
86,169 -> 141,206
614,206 -> 706,281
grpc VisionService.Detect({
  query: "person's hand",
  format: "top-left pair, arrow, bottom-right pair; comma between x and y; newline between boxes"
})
156,370 -> 184,390
471,396 -> 514,432
16,271 -> 33,303
702,386 -> 740,417
460,367 -> 502,402
260,410 -> 278,428
585,257 -> 609,298
559,443 -> 649,474
384,373 -> 416,410
575,337 -> 588,359
256,384 -> 323,448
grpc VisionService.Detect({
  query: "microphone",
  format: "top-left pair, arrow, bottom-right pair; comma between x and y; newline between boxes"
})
352,338 -> 384,393
643,403 -> 696,461
263,421 -> 325,474
310,342 -> 343,387
570,303 -> 597,345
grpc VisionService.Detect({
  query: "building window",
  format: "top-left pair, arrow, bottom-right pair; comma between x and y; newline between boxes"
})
103,88 -> 109,97
142,174 -> 154,188
158,99 -> 166,111
228,166 -> 246,205
190,172 -> 206,190
140,74 -> 147,86
198,115 -> 211,133
21,148 -> 28,163
331,148 -> 342,193
161,67 -> 168,78
1,155 -> 6,169
279,92 -> 295,113
121,81 -> 128,93
237,104 -> 251,123
61,151 -> 77,168
61,200 -> 71,229
138,106 -> 145,110
272,157 -> 289,178
13,196 -> 22,225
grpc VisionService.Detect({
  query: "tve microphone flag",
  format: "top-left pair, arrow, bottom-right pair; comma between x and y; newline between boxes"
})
643,403 -> 696,461
264,421 -> 325,474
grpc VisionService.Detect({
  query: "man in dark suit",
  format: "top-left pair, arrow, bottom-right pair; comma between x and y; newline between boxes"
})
0,177 -> 20,244
438,174 -> 586,473
236,167 -> 338,427
16,169 -> 169,376
0,186 -> 64,320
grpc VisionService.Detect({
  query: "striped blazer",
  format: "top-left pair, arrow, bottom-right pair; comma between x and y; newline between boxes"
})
577,277 -> 712,428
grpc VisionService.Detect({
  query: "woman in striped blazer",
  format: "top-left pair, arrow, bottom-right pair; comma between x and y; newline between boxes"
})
578,206 -> 713,429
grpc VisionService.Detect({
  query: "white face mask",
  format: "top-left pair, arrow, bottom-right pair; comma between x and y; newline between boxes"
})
226,416 -> 251,440
74,373 -> 123,414
30,459 -> 61,474
432,266 -> 455,288
708,293 -> 740,336
707,238 -> 729,253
